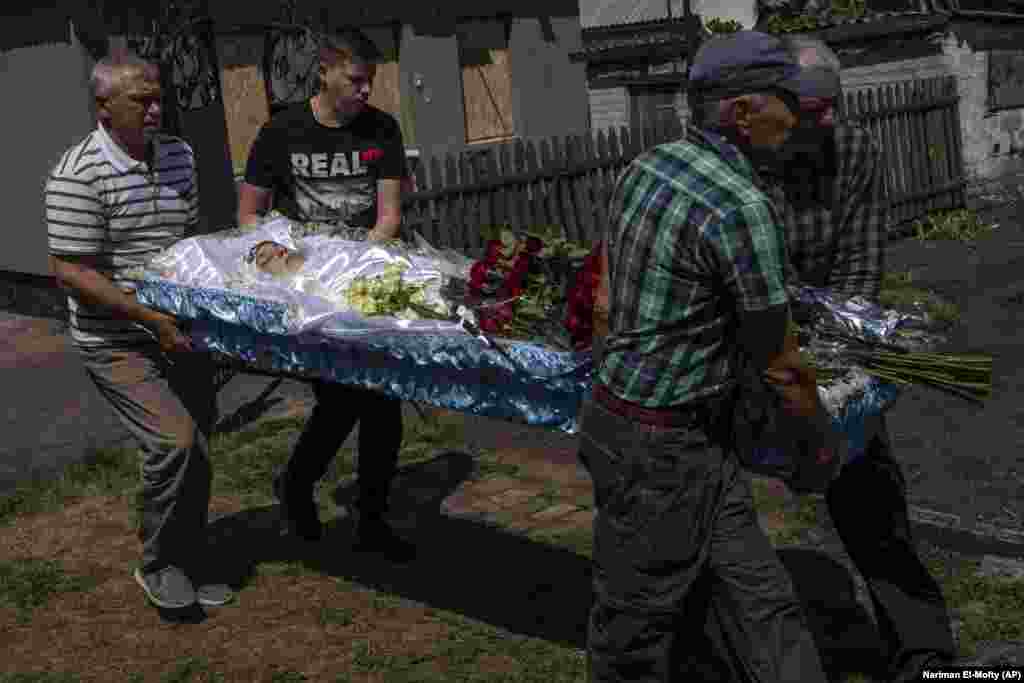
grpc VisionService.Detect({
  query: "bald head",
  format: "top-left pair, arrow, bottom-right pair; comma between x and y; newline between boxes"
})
91,50 -> 160,101
785,36 -> 841,74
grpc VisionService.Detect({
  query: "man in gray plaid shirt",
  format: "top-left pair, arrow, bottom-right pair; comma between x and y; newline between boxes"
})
756,37 -> 958,682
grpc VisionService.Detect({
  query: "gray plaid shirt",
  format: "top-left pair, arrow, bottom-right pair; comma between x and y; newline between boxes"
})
759,123 -> 887,302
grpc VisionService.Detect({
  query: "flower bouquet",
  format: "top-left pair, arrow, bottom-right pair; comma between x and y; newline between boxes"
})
463,226 -> 603,351
787,285 -> 993,407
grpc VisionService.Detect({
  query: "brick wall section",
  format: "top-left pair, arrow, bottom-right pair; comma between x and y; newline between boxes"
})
841,31 -> 1024,191
588,86 -> 630,132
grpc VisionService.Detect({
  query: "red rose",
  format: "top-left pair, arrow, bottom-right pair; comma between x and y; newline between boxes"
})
470,261 -> 490,281
525,236 -> 543,254
505,267 -> 526,289
512,253 -> 531,274
588,271 -> 601,290
480,316 -> 502,334
485,240 -> 504,261
582,253 -> 598,273
494,303 -> 515,322
565,314 -> 581,333
360,148 -> 385,163
571,286 -> 594,311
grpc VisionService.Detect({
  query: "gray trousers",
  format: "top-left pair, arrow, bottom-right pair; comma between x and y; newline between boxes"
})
80,345 -> 217,573
577,394 -> 827,683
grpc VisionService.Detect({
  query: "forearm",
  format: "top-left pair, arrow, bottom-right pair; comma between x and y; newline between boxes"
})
54,260 -> 165,328
238,210 -> 266,228
371,214 -> 401,240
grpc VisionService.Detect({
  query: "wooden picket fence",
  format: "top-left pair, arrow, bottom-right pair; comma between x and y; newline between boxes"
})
402,119 -> 683,254
842,75 -> 966,227
402,75 -> 966,252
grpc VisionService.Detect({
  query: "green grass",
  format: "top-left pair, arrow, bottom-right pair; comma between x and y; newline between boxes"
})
880,269 -> 961,326
158,658 -> 226,683
912,208 -> 997,243
3,404 -> 1021,682
0,447 -> 138,527
925,554 -> 1024,657
0,558 -> 98,623
0,674 -> 80,683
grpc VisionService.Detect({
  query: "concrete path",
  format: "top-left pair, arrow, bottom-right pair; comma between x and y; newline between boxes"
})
0,312 -> 313,494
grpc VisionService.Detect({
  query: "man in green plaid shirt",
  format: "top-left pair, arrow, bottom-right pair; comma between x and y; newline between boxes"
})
578,32 -> 829,682
753,37 -> 958,682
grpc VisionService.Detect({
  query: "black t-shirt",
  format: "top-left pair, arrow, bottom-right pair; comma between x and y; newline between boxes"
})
244,102 -> 405,228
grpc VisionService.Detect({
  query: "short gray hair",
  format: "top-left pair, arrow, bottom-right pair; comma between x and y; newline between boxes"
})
90,50 -> 160,100
783,36 -> 841,74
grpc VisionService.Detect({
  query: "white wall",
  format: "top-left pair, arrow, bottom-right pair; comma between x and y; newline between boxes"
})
0,24 -> 96,275
588,87 -> 630,132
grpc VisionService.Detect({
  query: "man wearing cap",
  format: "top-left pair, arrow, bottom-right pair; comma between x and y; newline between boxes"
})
751,37 -> 958,681
577,31 -> 830,682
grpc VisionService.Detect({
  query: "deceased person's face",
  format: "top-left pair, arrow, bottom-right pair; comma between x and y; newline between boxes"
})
247,240 -> 306,277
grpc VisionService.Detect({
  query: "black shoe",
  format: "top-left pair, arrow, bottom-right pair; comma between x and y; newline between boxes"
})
272,472 -> 323,542
353,517 -> 417,564
891,651 -> 954,683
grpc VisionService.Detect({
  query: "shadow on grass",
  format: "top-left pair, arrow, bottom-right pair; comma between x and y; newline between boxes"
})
201,451 -> 885,679
214,378 -> 286,436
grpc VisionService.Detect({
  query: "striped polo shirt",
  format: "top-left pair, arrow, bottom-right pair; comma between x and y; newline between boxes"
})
46,124 -> 199,348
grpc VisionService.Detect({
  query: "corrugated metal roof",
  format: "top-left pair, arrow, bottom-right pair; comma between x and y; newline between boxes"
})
579,0 -> 687,29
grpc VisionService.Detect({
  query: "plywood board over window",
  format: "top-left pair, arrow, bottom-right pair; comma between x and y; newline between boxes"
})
364,25 -> 403,131
217,34 -> 270,175
989,50 -> 1024,112
458,19 -> 514,144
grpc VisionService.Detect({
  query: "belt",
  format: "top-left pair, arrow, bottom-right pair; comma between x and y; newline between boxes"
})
592,382 -> 705,429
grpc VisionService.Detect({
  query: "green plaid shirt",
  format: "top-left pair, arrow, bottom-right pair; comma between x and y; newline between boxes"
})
759,123 -> 887,302
597,126 -> 790,409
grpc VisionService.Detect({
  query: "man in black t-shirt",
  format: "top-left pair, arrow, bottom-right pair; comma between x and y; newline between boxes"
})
237,27 -> 414,563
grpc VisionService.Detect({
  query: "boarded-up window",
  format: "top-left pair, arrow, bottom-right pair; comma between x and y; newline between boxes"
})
458,19 -> 514,143
364,26 -> 403,133
217,35 -> 270,175
989,50 -> 1024,111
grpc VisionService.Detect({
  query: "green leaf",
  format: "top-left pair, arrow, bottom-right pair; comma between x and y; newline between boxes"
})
500,229 -> 517,248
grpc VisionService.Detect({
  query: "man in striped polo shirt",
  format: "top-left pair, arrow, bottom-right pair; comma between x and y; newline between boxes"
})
578,32 -> 830,681
46,50 -> 233,610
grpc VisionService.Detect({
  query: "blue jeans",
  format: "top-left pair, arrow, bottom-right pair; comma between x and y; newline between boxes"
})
577,393 -> 826,683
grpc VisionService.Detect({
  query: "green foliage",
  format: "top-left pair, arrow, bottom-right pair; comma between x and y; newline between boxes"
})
830,0 -> 866,19
881,269 -> 961,326
705,17 -> 744,34
764,13 -> 821,34
912,208 -> 997,243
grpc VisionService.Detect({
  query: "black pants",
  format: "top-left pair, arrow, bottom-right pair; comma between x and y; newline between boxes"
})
699,413 -> 957,679
577,394 -> 827,683
825,414 -> 956,673
283,380 -> 403,518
